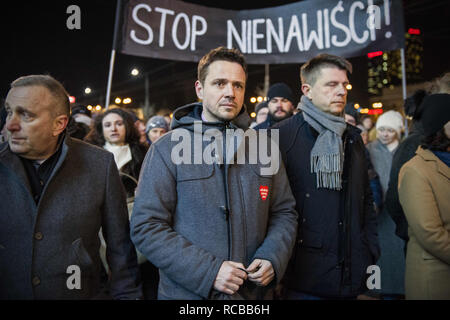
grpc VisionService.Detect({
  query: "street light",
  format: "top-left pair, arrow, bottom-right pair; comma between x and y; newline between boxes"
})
131,68 -> 139,76
84,87 -> 92,94
115,97 -> 122,104
372,102 -> 383,109
250,97 -> 257,103
346,84 -> 352,90
123,98 -> 132,104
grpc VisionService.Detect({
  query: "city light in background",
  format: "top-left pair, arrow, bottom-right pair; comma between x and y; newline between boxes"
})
250,96 -> 266,104
131,68 -> 139,76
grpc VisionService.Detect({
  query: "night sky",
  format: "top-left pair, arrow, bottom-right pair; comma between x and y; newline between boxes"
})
1,0 -> 449,113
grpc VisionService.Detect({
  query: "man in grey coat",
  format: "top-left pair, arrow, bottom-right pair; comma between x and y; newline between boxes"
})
130,47 -> 298,300
0,75 -> 142,299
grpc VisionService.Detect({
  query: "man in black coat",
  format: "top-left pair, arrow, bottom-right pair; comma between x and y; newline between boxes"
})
274,54 -> 380,299
0,75 -> 142,299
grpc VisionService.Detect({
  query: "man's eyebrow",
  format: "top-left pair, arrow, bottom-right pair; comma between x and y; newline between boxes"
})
15,106 -> 37,117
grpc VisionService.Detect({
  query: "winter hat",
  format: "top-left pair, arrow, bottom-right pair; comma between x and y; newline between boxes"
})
255,101 -> 268,114
376,110 -> 404,138
267,83 -> 294,103
71,104 -> 92,118
420,93 -> 450,137
146,115 -> 169,133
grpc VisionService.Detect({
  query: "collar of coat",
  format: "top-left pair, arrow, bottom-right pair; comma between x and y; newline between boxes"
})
0,133 -> 70,196
416,146 -> 450,179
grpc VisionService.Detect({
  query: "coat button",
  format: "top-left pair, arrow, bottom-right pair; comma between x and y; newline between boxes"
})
34,232 -> 43,240
298,239 -> 303,244
302,218 -> 306,223
305,193 -> 310,198
338,221 -> 343,227
32,276 -> 40,286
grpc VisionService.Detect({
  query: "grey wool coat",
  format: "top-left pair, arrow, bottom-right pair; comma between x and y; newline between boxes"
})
0,136 -> 142,299
366,139 -> 405,295
130,103 -> 298,300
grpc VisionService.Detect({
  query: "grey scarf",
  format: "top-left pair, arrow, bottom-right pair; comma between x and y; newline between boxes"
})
299,96 -> 347,190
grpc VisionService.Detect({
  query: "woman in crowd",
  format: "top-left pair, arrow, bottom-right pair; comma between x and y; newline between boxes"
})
366,110 -> 406,299
85,107 -> 147,197
85,107 -> 159,299
399,93 -> 450,300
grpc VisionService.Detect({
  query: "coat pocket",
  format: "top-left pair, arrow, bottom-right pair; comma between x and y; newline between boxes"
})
177,164 -> 215,182
71,238 -> 94,274
421,250 -> 437,260
300,228 -> 323,249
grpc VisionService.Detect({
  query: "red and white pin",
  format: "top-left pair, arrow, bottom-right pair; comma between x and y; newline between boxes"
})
259,186 -> 269,201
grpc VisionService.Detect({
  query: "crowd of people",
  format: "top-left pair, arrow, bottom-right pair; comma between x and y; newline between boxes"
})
0,47 -> 448,300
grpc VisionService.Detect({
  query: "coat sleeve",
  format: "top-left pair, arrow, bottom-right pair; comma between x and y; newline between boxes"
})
385,144 -> 413,241
251,157 -> 298,286
130,144 -> 224,298
399,165 -> 450,264
362,148 -> 381,263
102,153 -> 143,299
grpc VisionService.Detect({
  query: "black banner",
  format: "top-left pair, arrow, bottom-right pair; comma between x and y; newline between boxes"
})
119,0 -> 405,64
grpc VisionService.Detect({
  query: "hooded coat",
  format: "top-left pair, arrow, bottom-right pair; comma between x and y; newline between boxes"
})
130,103 -> 298,300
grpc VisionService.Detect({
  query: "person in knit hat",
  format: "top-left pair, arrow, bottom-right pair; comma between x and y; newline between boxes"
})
398,93 -> 450,299
145,115 -> 169,144
254,82 -> 295,130
375,110 -> 404,144
366,109 -> 406,299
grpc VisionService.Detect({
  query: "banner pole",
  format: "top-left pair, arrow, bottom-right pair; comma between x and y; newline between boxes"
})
400,47 -> 408,137
105,0 -> 122,110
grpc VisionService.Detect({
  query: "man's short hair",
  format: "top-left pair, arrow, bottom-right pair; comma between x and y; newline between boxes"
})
300,54 -> 352,86
197,46 -> 248,84
10,75 -> 70,116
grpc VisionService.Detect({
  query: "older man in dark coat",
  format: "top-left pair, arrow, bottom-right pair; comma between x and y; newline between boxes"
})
0,75 -> 142,299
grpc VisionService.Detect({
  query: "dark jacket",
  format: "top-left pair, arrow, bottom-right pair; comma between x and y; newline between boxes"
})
274,113 -> 380,298
119,143 -> 148,198
0,137 -> 142,299
254,113 -> 276,130
130,103 -> 298,300
385,122 -> 425,241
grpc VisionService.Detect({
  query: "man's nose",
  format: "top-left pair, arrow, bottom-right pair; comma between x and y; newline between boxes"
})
6,114 -> 20,132
224,83 -> 235,98
337,84 -> 347,95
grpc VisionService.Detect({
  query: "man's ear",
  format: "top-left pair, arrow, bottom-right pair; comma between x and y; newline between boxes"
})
195,80 -> 203,100
53,115 -> 69,136
301,83 -> 312,99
